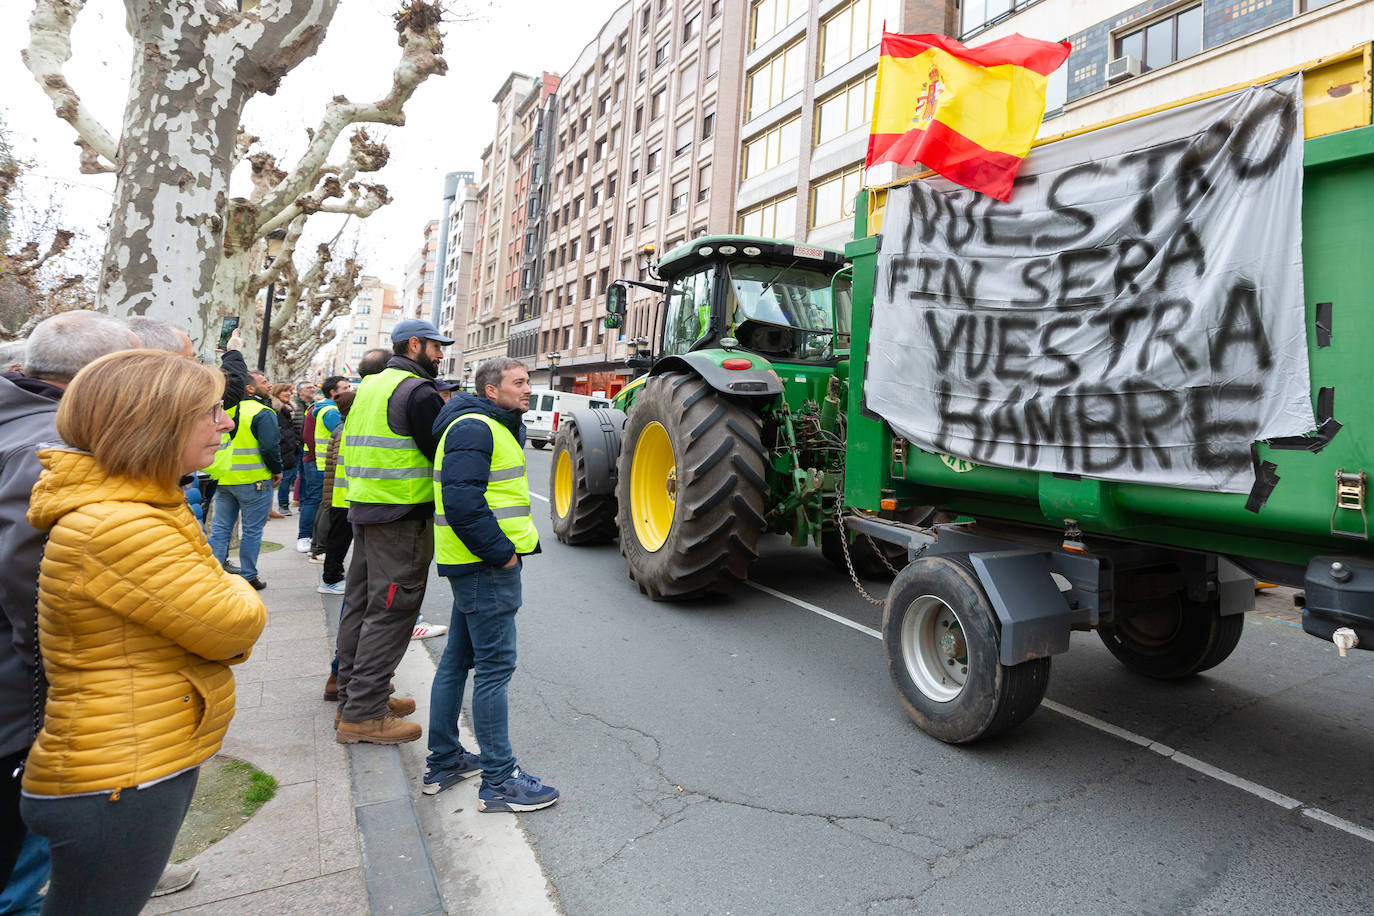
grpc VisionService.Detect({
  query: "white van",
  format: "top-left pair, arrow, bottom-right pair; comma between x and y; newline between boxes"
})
525,390 -> 612,449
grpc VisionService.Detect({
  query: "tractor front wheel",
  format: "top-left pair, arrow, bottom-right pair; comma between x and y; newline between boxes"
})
615,372 -> 768,600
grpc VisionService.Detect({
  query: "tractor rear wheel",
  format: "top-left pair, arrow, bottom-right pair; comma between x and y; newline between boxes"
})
615,372 -> 767,600
550,419 -> 618,545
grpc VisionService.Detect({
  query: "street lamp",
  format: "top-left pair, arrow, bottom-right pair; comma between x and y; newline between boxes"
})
547,351 -> 560,390
463,364 -> 472,391
256,228 -> 287,372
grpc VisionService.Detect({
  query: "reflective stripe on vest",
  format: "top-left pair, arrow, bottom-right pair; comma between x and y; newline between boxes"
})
433,412 -> 538,565
203,430 -> 232,480
217,400 -> 272,485
342,367 -> 432,505
331,427 -> 350,509
314,404 -> 340,471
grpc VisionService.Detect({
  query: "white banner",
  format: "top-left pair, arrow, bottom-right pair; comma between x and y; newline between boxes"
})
868,77 -> 1313,494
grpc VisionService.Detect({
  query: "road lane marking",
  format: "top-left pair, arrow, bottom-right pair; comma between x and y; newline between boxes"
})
531,492 -> 549,503
745,581 -> 880,639
750,579 -> 1374,847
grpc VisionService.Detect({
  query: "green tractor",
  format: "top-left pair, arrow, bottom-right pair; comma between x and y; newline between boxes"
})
549,234 -> 908,599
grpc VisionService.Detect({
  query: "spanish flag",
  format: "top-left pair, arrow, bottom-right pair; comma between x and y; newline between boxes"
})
866,32 -> 1071,201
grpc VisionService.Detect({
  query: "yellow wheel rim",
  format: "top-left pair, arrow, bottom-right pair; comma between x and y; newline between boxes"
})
554,448 -> 573,519
630,421 -> 676,552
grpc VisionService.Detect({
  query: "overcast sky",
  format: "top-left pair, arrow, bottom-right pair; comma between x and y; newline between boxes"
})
1,0 -> 626,290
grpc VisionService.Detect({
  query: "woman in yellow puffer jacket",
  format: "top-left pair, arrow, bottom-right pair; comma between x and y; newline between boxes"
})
20,349 -> 267,916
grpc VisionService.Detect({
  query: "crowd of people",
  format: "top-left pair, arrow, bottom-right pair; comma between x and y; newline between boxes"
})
0,310 -> 559,913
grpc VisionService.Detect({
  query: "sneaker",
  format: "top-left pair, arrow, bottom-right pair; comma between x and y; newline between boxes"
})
421,751 -> 482,796
478,767 -> 559,812
245,577 -> 267,591
222,562 -> 241,575
335,713 -> 421,745
307,553 -> 326,564
150,861 -> 199,897
317,579 -> 345,595
412,619 -> 448,640
296,537 -> 311,553
278,506 -> 293,516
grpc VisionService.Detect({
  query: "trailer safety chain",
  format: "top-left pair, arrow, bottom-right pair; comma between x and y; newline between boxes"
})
835,502 -> 925,607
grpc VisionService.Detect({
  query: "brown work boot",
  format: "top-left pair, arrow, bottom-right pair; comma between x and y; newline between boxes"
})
336,714 -> 422,745
323,673 -> 338,701
335,697 -> 413,728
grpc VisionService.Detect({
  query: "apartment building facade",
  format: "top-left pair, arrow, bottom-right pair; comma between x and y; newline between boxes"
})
466,73 -> 563,371
534,0 -> 752,396
437,174 -> 479,377
318,275 -> 400,376
969,0 -> 1369,138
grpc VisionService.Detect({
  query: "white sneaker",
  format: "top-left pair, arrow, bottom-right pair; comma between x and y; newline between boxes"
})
307,553 -> 325,564
296,538 -> 311,553
411,619 -> 448,640
317,579 -> 345,595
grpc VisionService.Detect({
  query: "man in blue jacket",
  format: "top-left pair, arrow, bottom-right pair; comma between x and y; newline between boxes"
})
422,357 -> 557,812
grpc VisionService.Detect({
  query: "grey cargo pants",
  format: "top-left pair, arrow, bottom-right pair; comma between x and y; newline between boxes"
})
335,517 -> 433,721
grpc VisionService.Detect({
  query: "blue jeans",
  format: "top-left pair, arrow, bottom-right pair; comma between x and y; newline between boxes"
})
427,562 -> 522,784
0,830 -> 48,914
276,465 -> 298,509
207,482 -> 273,580
297,463 -> 322,541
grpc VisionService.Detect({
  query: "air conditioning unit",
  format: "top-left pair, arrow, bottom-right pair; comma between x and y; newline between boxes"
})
1106,55 -> 1142,84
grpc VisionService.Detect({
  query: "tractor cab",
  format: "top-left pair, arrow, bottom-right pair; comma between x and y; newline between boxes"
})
606,235 -> 849,367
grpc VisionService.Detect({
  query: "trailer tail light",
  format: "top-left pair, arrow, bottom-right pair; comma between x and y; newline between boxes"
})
722,358 -> 753,370
552,411 -> 560,430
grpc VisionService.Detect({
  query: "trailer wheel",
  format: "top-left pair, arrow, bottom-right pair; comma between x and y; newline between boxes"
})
615,372 -> 767,600
883,556 -> 1050,743
1098,597 -> 1244,679
550,420 -> 618,545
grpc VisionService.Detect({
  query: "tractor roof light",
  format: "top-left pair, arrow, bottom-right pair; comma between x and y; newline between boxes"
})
718,244 -> 737,255
721,357 -> 754,370
742,246 -> 761,256
697,246 -> 714,256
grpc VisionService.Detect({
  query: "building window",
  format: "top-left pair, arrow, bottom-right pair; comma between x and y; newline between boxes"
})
737,193 -> 796,239
570,237 -> 580,259
1115,5 -> 1203,73
603,220 -> 613,244
810,164 -> 864,229
683,12 -> 699,42
819,0 -> 882,77
960,1 -> 1034,40
706,43 -> 720,78
675,120 -> 694,157
647,146 -> 662,173
655,39 -> 670,67
608,173 -> 618,199
625,205 -> 636,237
631,154 -> 640,185
815,71 -> 876,145
638,53 -> 648,82
641,6 -> 650,32
711,0 -> 721,17
746,39 -> 806,120
670,176 -> 689,214
697,164 -> 711,201
584,276 -> 595,299
750,0 -> 800,51
573,196 -> 583,218
591,183 -> 602,207
610,125 -> 622,151
651,87 -> 666,120
643,193 -> 659,223
577,153 -> 586,175
634,104 -> 644,132
741,117 -> 800,180
679,61 -> 698,97
701,107 -> 715,140
599,91 -> 611,116
587,228 -> 599,252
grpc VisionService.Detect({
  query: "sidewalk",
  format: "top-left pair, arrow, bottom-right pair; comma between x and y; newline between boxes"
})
143,513 -> 557,915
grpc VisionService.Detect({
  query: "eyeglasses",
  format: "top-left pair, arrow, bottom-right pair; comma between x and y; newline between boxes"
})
203,404 -> 229,423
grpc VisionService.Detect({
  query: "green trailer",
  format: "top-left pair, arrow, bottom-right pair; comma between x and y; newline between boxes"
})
550,47 -> 1374,744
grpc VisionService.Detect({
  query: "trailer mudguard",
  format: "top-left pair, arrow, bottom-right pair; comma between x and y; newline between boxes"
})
651,352 -> 783,398
560,407 -> 627,496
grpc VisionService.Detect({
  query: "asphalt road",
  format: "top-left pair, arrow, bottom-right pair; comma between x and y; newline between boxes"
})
417,444 -> 1374,915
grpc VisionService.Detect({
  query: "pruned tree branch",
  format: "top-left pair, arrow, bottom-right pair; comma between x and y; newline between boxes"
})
23,0 -> 120,174
253,1 -> 445,231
